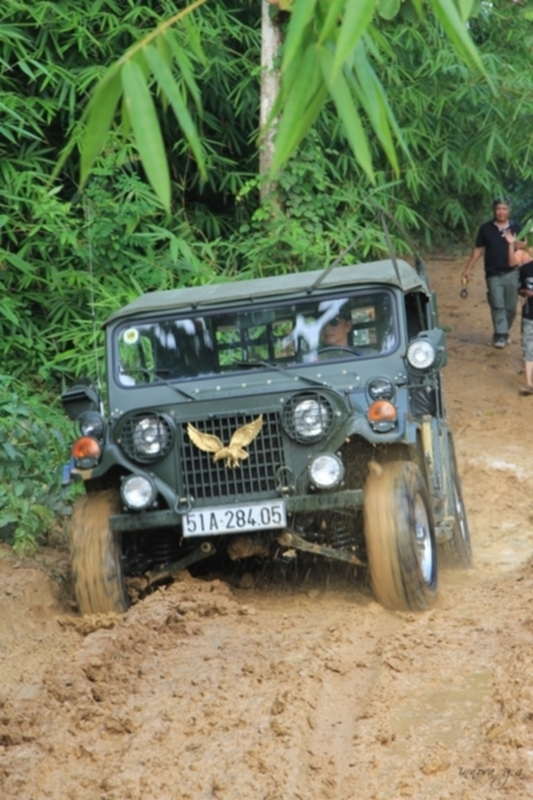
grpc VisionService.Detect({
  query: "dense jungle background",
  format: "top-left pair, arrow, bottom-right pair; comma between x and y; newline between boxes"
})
1,0 -> 533,551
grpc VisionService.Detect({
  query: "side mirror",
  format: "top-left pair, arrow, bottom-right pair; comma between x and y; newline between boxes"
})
61,381 -> 101,420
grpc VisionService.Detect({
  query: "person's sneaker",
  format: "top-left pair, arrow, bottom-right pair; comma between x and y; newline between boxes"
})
506,336 -> 512,345
493,339 -> 506,348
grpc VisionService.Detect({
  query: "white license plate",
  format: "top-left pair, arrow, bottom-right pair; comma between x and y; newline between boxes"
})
183,500 -> 286,537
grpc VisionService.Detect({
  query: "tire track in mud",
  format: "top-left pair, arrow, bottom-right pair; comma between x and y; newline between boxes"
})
0,573 -> 403,800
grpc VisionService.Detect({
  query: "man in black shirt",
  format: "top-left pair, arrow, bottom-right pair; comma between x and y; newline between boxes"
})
461,198 -> 524,347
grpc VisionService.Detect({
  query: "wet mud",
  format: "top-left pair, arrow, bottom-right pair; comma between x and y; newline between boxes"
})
1,257 -> 533,799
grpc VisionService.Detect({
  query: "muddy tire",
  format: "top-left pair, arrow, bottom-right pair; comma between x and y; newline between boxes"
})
70,489 -> 129,615
440,443 -> 472,568
364,461 -> 438,611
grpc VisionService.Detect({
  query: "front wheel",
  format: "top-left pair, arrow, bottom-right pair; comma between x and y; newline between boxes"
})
364,461 -> 438,611
70,489 -> 129,615
440,441 -> 472,568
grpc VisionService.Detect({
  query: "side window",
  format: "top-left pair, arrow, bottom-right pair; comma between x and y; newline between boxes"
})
350,293 -> 395,354
118,328 -> 155,385
351,305 -> 375,348
404,292 -> 426,339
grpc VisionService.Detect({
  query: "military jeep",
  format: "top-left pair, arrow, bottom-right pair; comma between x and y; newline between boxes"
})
62,257 -> 471,615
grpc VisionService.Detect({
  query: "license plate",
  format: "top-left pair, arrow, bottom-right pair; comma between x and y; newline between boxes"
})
183,500 -> 286,537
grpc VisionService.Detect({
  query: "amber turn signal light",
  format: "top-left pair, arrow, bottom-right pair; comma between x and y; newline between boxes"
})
367,400 -> 397,423
72,436 -> 101,459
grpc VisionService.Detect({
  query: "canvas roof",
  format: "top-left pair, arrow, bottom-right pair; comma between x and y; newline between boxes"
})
105,259 -> 429,326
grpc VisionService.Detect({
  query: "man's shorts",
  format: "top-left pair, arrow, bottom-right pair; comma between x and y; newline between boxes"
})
522,317 -> 533,362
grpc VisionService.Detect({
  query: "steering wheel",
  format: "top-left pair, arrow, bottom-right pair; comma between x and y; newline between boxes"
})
317,346 -> 362,358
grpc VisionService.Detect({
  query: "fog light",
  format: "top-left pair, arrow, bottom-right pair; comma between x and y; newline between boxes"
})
79,411 -> 105,440
121,475 -> 156,510
309,454 -> 344,489
367,377 -> 394,401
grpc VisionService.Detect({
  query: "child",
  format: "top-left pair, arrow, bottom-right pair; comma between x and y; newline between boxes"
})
505,231 -> 533,394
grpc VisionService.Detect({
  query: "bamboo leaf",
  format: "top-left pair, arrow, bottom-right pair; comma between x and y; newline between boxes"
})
318,0 -> 348,44
121,94 -> 131,140
3,252 -> 36,275
458,0 -> 475,21
271,80 -> 329,175
143,44 -> 206,180
320,50 -> 374,181
378,0 -> 401,21
429,0 -> 485,75
332,0 -> 376,75
271,43 -> 325,171
349,40 -> 401,171
164,32 -> 203,115
282,0 -> 318,72
80,69 -> 122,188
0,300 -> 20,326
121,59 -> 171,211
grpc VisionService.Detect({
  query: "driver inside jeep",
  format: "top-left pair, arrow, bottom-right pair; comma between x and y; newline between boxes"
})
319,304 -> 353,348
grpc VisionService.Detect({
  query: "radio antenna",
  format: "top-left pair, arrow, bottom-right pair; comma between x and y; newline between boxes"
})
84,198 -> 104,410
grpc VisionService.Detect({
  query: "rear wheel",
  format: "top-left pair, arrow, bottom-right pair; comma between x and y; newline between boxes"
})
364,461 -> 438,611
70,489 -> 129,615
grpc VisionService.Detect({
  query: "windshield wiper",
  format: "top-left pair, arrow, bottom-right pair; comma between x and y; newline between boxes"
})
236,360 -> 332,389
119,368 -> 197,401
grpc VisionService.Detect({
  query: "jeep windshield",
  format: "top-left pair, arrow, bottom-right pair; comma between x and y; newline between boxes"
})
114,289 -> 397,387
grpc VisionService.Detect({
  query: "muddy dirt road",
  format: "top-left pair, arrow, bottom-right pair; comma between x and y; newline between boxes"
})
1,257 -> 533,800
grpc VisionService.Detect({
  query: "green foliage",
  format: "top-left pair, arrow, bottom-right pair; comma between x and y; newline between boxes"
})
56,0 -> 485,199
1,0 -> 532,394
68,0 -> 209,211
230,131 -> 422,277
0,376 -> 78,554
369,5 -> 533,235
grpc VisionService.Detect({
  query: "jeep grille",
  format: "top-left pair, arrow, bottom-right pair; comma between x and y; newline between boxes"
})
181,412 -> 284,500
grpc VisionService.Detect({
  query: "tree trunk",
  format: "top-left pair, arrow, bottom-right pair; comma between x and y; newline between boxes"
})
259,1 -> 282,200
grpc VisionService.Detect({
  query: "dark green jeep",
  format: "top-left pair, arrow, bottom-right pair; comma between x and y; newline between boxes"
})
62,257 -> 471,615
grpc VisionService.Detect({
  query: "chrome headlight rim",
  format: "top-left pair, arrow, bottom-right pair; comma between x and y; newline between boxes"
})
282,392 -> 335,444
120,412 -> 174,463
120,474 -> 157,511
309,453 -> 345,489
406,339 -> 437,371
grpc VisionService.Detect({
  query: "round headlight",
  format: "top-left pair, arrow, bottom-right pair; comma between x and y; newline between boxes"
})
293,399 -> 331,441
121,475 -> 156,510
309,454 -> 344,489
367,377 -> 394,401
79,411 -> 105,439
406,339 -> 436,370
133,416 -> 170,456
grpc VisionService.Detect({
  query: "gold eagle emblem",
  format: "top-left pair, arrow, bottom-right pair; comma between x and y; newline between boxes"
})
187,415 -> 263,469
